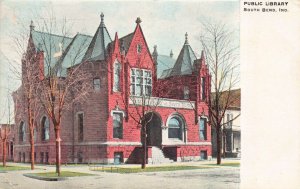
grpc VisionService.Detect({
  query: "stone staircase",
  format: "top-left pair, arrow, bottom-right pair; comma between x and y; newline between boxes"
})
150,146 -> 174,164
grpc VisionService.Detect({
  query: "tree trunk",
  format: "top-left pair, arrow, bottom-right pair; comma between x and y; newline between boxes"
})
55,127 -> 61,176
2,139 -> 7,167
30,137 -> 35,170
216,126 -> 222,165
141,125 -> 147,169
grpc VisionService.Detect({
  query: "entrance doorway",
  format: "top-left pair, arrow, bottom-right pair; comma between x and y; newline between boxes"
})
142,112 -> 162,147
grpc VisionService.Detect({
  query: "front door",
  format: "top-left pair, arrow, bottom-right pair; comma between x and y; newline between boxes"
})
143,112 -> 162,147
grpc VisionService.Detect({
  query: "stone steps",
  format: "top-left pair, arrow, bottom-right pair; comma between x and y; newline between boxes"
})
150,146 -> 173,164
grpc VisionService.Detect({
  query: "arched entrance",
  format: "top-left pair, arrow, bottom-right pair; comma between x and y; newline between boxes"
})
141,112 -> 162,147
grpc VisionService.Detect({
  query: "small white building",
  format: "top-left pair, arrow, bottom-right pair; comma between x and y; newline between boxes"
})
212,89 -> 241,158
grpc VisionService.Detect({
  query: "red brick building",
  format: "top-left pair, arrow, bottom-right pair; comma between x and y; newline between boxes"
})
0,124 -> 14,162
12,14 -> 212,164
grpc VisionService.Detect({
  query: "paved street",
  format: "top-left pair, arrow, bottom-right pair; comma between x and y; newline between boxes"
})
0,160 -> 239,189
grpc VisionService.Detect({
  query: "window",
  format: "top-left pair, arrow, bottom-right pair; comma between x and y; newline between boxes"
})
226,113 -> 233,128
40,152 -> 44,163
19,121 -> 26,142
93,78 -> 100,91
114,152 -> 124,164
168,117 -> 183,140
130,68 -> 152,96
45,152 -> 49,164
78,152 -> 83,163
78,113 -> 84,141
200,150 -> 207,160
113,113 -> 123,139
41,116 -> 50,141
113,62 -> 121,92
199,118 -> 207,140
183,86 -> 190,99
23,152 -> 25,163
201,77 -> 206,100
137,44 -> 142,53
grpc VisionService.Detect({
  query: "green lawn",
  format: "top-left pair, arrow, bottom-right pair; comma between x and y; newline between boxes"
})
0,165 -> 31,171
92,165 -> 213,173
205,162 -> 240,167
32,171 -> 94,177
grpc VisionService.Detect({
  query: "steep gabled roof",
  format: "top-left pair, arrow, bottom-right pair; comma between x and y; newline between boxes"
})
82,13 -> 112,61
57,33 -> 93,76
156,55 -> 176,78
119,32 -> 134,54
169,33 -> 197,77
31,30 -> 73,74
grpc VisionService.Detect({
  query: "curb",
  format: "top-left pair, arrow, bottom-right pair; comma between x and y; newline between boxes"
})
23,173 -> 68,181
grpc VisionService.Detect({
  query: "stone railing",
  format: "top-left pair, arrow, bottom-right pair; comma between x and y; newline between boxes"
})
128,96 -> 195,109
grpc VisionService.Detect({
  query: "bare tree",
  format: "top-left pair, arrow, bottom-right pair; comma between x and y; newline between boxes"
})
200,20 -> 240,165
0,91 -> 13,167
120,49 -> 163,169
30,14 -> 93,176
6,22 -> 43,170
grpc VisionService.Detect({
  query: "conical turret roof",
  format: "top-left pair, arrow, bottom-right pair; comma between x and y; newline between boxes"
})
169,33 -> 197,77
82,13 -> 112,61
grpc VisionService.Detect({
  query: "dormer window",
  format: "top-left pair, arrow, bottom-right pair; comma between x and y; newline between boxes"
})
137,44 -> 142,54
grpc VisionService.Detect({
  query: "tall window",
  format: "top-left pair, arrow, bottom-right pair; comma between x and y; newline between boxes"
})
78,113 -> 84,141
201,77 -> 206,100
183,86 -> 190,99
113,113 -> 123,139
168,117 -> 183,140
199,118 -> 207,140
130,68 -> 152,96
93,78 -> 100,91
226,113 -> 233,128
19,121 -> 26,142
137,44 -> 142,54
41,116 -> 50,141
113,62 -> 121,92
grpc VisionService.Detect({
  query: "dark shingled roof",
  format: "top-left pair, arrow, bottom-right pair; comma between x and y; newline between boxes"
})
160,33 -> 197,78
119,32 -> 134,54
31,30 -> 93,76
156,55 -> 176,78
82,13 -> 112,62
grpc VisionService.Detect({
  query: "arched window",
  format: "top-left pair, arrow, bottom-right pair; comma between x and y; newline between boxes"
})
113,61 -> 121,92
168,116 -> 184,140
19,121 -> 26,142
41,116 -> 50,141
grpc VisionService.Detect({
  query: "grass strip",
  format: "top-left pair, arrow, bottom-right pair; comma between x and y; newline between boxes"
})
93,165 -> 213,173
205,162 -> 240,167
33,171 -> 94,177
0,165 -> 30,171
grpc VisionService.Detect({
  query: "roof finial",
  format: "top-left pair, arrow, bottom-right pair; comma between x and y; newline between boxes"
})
152,45 -> 158,57
185,32 -> 189,44
30,20 -> 35,32
136,17 -> 142,24
100,12 -> 105,26
170,50 -> 173,58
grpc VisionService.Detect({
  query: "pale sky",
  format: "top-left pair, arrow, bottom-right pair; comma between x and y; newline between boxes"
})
0,0 -> 239,123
